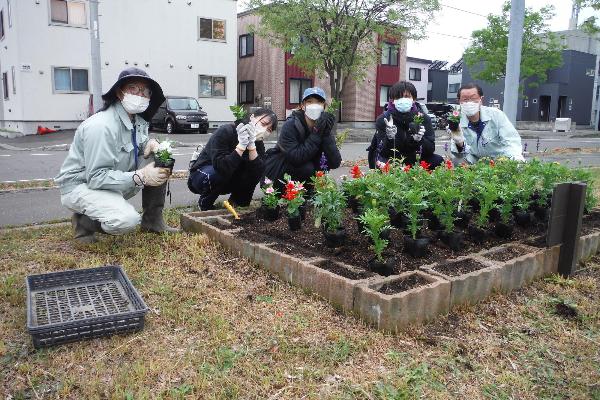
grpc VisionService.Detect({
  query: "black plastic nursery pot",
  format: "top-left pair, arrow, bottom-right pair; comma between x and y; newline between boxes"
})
454,211 -> 471,229
427,214 -> 443,231
403,236 -> 430,258
468,198 -> 481,213
532,205 -> 549,222
447,120 -> 459,131
388,207 -> 409,229
494,222 -> 514,238
323,227 -> 347,248
488,207 -> 502,223
468,225 -> 489,244
154,156 -> 175,171
259,205 -> 280,222
438,230 -> 464,251
349,197 -> 362,214
299,204 -> 307,221
514,210 -> 534,227
367,256 -> 396,277
288,214 -> 302,231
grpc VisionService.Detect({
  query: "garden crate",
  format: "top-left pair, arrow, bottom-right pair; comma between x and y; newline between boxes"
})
26,265 -> 148,349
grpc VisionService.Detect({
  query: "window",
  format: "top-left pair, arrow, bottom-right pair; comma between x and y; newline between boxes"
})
52,67 -> 89,92
381,43 -> 398,66
239,81 -> 254,104
2,72 -> 8,100
198,17 -> 226,41
50,0 -> 87,26
379,85 -> 390,107
448,83 -> 459,93
0,10 -> 4,40
198,75 -> 226,97
409,68 -> 421,81
289,78 -> 312,104
239,34 -> 254,58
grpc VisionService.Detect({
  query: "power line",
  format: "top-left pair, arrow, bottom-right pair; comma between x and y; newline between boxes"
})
440,3 -> 488,18
428,31 -> 471,40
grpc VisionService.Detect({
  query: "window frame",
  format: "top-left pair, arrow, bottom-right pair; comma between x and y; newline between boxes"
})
49,0 -> 88,28
197,17 -> 226,42
448,83 -> 459,94
239,33 -> 254,58
379,85 -> 391,107
11,66 -> 15,95
198,75 -> 227,98
409,67 -> 422,81
51,66 -> 89,94
0,9 -> 5,40
381,42 -> 398,66
289,78 -> 312,105
238,80 -> 254,104
2,72 -> 8,100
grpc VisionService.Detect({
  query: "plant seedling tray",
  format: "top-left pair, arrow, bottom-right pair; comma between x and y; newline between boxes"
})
26,265 -> 148,349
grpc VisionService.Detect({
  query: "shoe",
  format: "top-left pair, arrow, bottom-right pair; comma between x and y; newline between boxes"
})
71,213 -> 103,244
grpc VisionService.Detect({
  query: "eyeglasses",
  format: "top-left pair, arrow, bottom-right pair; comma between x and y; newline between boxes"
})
459,96 -> 480,103
123,84 -> 152,98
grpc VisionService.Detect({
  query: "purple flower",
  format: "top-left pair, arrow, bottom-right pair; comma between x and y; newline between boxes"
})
523,143 -> 528,152
320,152 -> 329,171
444,142 -> 449,152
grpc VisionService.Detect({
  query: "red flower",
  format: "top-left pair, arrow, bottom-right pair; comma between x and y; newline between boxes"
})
286,181 -> 295,191
316,171 -> 325,178
350,165 -> 362,178
420,160 -> 431,170
403,164 -> 412,172
489,159 -> 496,167
380,160 -> 391,174
445,159 -> 453,170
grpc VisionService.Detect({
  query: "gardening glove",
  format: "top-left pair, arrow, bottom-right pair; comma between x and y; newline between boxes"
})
316,112 -> 336,135
384,116 -> 397,139
236,123 -> 251,150
247,126 -> 257,151
143,139 -> 160,158
448,127 -> 465,147
135,162 -> 170,187
412,125 -> 425,142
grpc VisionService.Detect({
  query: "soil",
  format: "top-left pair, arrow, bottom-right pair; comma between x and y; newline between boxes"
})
223,207 -> 600,278
484,245 -> 532,262
314,259 -> 374,280
377,274 -> 430,295
554,302 -> 579,320
431,258 -> 490,277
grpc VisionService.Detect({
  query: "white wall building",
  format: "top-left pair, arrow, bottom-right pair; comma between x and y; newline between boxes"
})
0,0 -> 237,137
406,56 -> 431,101
447,73 -> 462,104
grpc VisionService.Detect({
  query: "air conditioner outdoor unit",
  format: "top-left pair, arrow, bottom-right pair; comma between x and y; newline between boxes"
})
554,118 -> 571,132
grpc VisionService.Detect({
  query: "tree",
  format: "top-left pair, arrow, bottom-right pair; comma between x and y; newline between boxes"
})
577,0 -> 600,35
247,0 -> 439,113
464,2 -> 564,90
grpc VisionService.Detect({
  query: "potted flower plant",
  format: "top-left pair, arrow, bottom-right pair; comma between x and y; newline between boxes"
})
278,175 -> 306,231
259,178 -> 280,221
343,165 -> 366,214
358,208 -> 394,276
402,188 -> 430,257
469,180 -> 499,244
495,181 -> 519,238
446,106 -> 460,131
154,139 -> 175,171
312,173 -> 347,248
430,172 -> 463,250
512,173 -> 536,227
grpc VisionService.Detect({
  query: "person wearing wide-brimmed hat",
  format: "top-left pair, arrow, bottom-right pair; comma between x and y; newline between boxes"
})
263,87 -> 341,193
55,67 -> 178,243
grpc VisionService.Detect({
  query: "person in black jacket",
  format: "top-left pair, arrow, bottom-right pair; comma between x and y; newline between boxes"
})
367,81 -> 443,169
188,108 -> 277,210
263,87 -> 341,192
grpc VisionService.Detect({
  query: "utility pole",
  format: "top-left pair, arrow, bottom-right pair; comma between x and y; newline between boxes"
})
503,0 -> 525,126
569,0 -> 580,30
89,0 -> 102,113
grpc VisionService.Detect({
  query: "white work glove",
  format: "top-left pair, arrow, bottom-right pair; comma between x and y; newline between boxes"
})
447,127 -> 465,147
136,162 -> 170,187
143,139 -> 160,158
384,116 -> 397,140
236,123 -> 251,150
412,125 -> 425,142
247,125 -> 257,151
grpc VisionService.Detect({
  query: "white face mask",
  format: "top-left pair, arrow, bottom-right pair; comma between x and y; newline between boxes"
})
252,117 -> 269,134
394,98 -> 413,113
304,104 -> 324,121
121,93 -> 150,114
461,101 -> 480,117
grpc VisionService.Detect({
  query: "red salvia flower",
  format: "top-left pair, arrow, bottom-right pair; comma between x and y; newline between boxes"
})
445,159 -> 453,170
316,171 -> 325,178
403,164 -> 412,172
490,159 -> 495,167
420,160 -> 431,170
381,160 -> 391,174
350,165 -> 362,178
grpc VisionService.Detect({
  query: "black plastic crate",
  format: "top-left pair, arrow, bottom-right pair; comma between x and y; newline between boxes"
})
26,265 -> 148,349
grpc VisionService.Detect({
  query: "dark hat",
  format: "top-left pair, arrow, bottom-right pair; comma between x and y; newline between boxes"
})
102,67 -> 165,122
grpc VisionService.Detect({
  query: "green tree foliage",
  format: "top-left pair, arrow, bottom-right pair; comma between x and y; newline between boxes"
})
247,0 -> 439,106
577,0 -> 600,35
464,2 -> 564,89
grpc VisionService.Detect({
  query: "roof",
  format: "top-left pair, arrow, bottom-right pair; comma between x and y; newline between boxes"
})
407,56 -> 433,64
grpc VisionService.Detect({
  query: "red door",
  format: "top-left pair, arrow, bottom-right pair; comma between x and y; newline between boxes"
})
375,37 -> 401,119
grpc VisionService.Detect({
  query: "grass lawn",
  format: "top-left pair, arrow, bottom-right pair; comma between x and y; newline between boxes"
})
1,209 -> 600,399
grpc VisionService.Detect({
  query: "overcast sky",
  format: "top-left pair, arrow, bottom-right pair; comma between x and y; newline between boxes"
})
237,0 -> 598,64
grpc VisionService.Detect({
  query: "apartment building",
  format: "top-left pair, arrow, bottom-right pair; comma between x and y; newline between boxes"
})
0,0 -> 237,136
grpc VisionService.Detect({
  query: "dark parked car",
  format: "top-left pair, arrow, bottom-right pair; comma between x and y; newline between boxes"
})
150,96 -> 209,134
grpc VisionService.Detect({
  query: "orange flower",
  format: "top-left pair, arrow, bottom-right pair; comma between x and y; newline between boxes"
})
316,171 -> 325,178
490,159 -> 496,167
